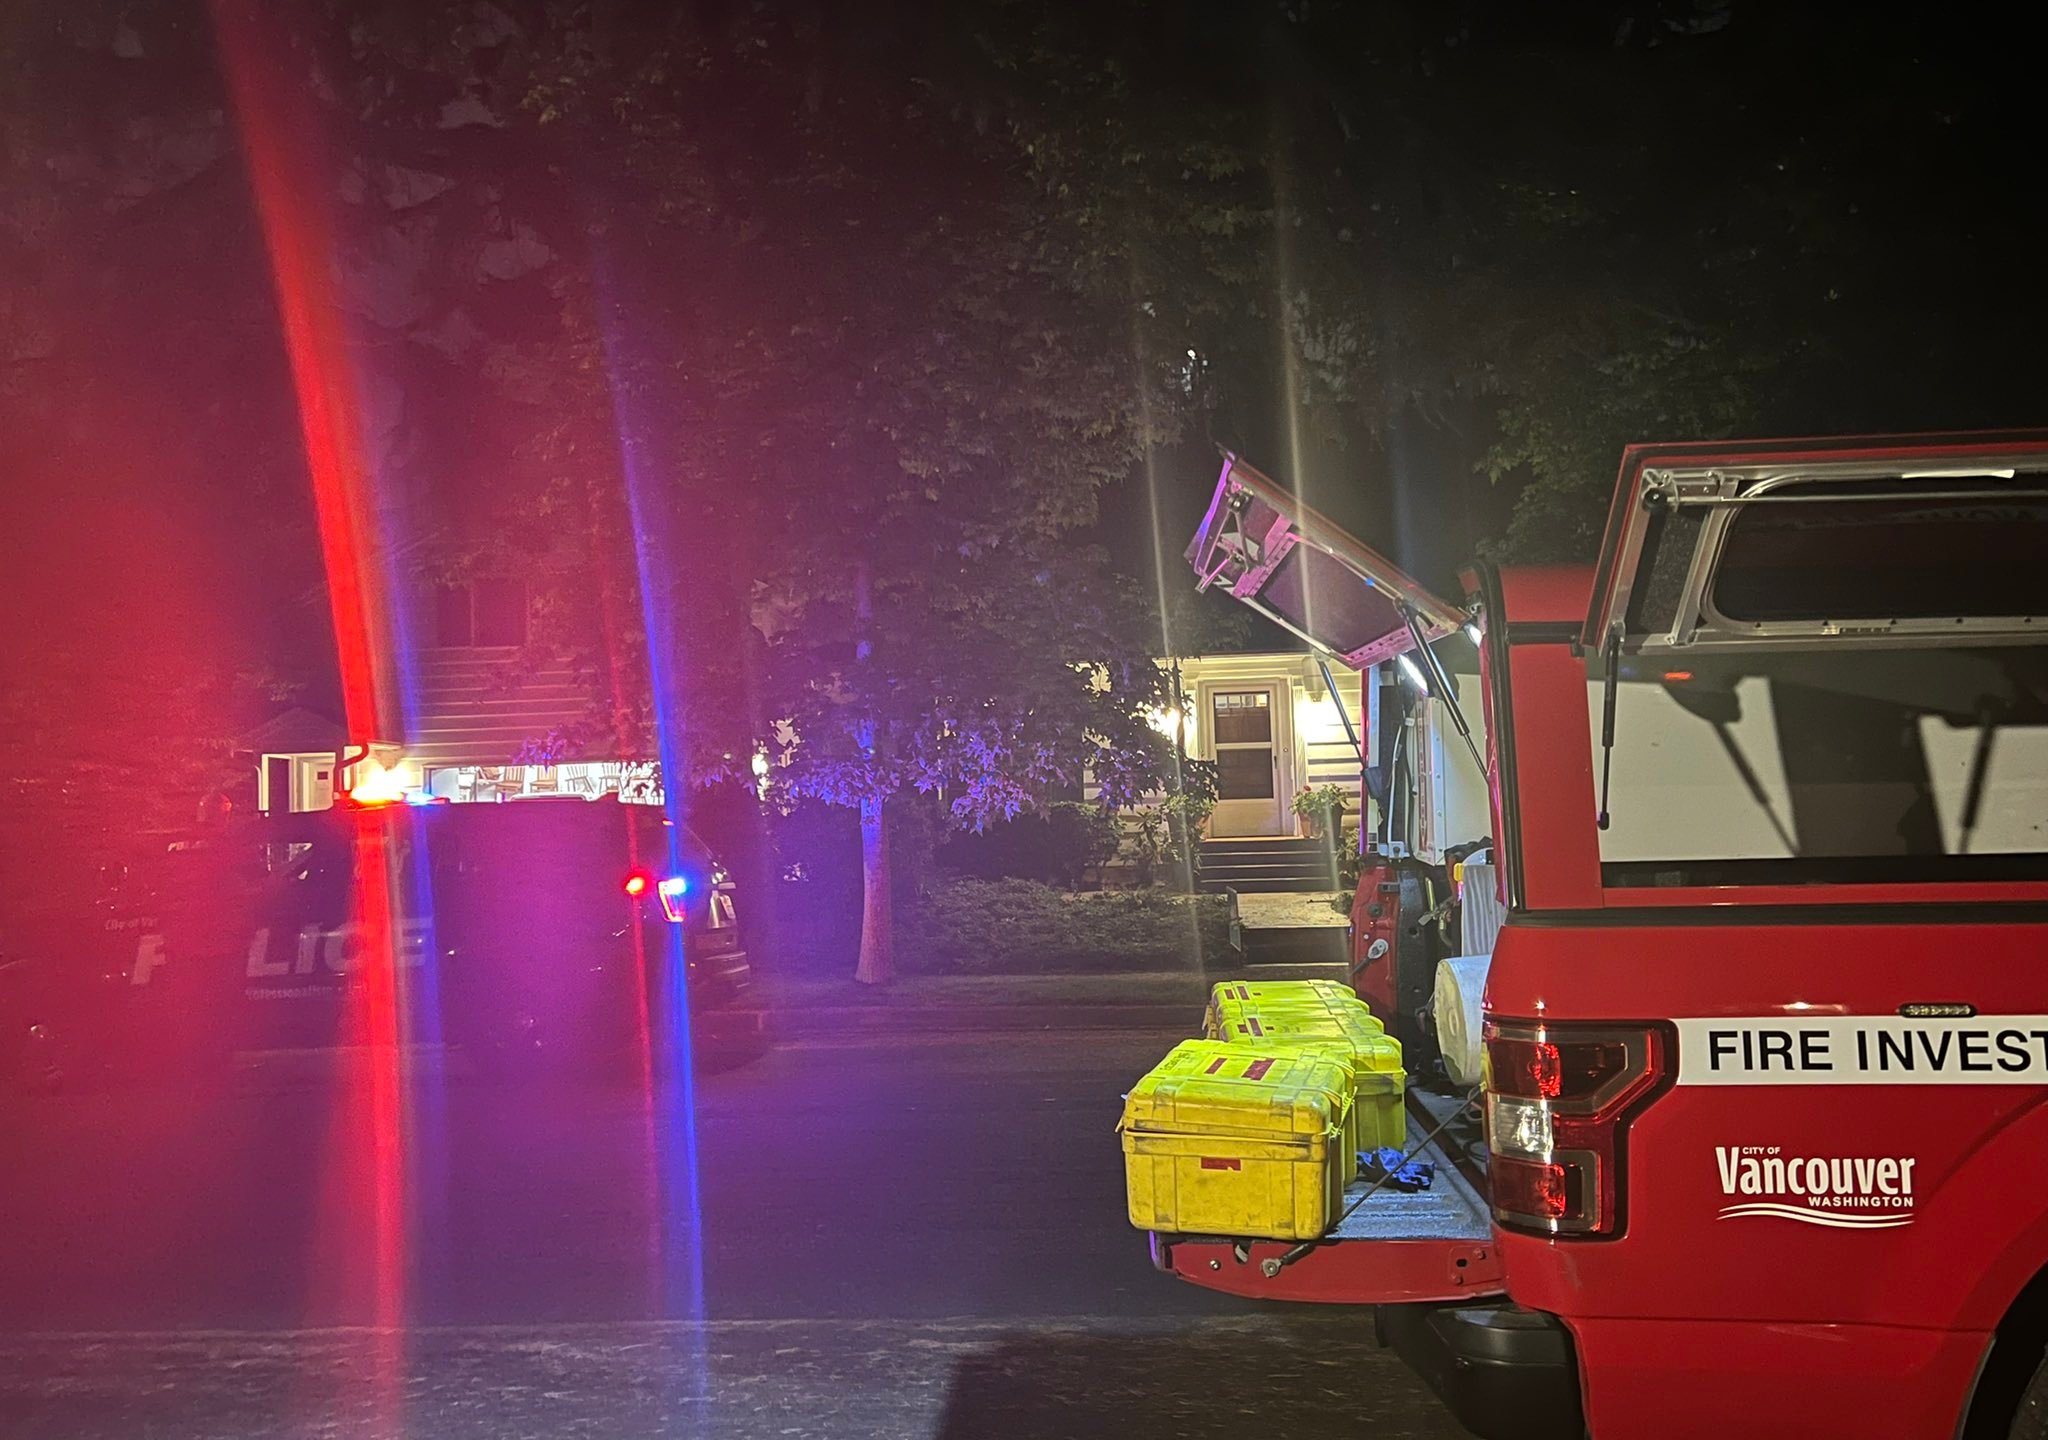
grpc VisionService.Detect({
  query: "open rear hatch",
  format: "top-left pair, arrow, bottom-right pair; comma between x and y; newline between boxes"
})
1178,456 -> 1500,1304
1187,453 -> 1465,668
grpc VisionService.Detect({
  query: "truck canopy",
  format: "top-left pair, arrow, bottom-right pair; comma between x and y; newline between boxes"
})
1186,436 -> 2048,888
1581,432 -> 2048,655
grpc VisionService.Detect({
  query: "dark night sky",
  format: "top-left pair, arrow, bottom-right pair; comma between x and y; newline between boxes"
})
4,0 -> 2047,795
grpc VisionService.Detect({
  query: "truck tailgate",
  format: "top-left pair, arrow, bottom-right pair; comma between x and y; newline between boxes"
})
1151,1125 -> 1504,1304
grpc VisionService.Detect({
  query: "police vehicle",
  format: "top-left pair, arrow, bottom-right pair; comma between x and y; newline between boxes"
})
0,794 -> 752,1088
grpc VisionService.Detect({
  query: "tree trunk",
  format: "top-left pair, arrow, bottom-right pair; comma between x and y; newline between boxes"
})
853,793 -> 893,985
850,554 -> 893,984
1168,659 -> 1197,894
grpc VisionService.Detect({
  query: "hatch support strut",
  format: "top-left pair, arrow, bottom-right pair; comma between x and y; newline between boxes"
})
1399,606 -> 1485,777
1316,655 -> 1364,767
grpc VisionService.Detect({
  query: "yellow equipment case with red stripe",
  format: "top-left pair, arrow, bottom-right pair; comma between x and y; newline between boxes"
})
1121,1039 -> 1355,1241
1202,978 -> 1361,1036
1213,1005 -> 1407,1152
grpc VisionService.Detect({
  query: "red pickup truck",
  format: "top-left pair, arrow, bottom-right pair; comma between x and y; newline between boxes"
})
1171,434 -> 2048,1439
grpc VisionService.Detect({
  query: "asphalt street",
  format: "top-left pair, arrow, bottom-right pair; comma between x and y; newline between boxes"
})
0,1029 -> 1471,1439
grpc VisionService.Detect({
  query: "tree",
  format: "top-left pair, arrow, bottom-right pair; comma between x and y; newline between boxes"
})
767,546 -> 1171,982
328,2 -> 1186,981
0,487 -> 304,911
0,0 -> 334,898
950,2 -> 2048,564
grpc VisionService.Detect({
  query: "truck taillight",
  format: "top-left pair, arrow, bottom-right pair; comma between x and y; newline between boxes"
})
1483,1021 -> 1668,1237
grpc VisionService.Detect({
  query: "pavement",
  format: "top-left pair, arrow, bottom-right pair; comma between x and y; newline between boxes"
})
0,1004 -> 1471,1439
747,969 -> 1214,1036
0,1316 -> 1459,1440
1229,891 -> 1351,929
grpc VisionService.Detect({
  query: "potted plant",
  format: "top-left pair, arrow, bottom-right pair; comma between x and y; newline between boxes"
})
1290,784 -> 1348,841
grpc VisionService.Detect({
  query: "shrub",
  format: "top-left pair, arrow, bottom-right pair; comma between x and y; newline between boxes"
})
933,802 -> 1120,888
1045,802 -> 1121,888
899,877 -> 1230,973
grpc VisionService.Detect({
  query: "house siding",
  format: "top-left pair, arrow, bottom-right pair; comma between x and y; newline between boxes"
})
404,648 -> 606,770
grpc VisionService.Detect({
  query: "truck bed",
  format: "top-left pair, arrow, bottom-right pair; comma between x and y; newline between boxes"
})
1152,1095 -> 1504,1304
1329,1129 -> 1491,1243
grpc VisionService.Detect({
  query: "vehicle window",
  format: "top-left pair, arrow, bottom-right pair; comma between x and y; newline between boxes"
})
1710,478 -> 2048,623
1593,644 -> 2048,886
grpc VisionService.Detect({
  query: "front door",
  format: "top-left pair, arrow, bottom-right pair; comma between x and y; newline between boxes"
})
1207,683 -> 1289,836
263,757 -> 292,815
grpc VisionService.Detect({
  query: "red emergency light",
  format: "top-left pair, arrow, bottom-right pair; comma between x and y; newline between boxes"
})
624,869 -> 689,923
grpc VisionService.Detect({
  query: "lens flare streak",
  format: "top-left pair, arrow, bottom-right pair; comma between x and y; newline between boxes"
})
212,5 -> 412,1427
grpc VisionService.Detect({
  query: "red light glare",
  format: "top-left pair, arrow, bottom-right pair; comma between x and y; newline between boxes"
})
624,870 -> 652,898
1662,671 -> 1693,682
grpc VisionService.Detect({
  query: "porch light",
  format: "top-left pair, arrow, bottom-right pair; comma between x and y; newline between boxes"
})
348,757 -> 418,805
1145,707 -> 1182,740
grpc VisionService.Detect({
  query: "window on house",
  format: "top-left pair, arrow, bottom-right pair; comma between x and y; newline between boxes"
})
434,580 -> 528,647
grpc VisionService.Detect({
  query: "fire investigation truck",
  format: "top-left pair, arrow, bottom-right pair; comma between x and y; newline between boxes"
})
0,794 -> 752,1090
1166,434 -> 2048,1439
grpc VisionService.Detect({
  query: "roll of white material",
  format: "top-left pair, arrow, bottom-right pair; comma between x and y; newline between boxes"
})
1459,860 -> 1507,958
1433,953 -> 1492,1087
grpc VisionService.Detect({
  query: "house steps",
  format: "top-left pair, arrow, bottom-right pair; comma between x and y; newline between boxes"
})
1198,836 -> 1338,893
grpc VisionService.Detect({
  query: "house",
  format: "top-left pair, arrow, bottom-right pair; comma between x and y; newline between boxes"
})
1165,650 -> 1366,840
401,578 -> 653,802
243,578 -> 643,811
1085,649 -> 1371,895
238,707 -> 401,814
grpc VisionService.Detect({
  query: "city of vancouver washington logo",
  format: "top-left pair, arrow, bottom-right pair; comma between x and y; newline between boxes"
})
1715,1146 -> 1916,1230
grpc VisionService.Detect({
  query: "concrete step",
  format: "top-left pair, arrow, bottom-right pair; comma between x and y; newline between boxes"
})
1200,838 -> 1329,856
1202,877 -> 1338,894
1239,930 -> 1350,966
1200,866 -> 1337,884
1201,860 -> 1338,878
1203,879 -> 1337,895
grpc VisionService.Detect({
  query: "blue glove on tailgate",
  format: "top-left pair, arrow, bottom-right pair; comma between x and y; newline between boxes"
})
1358,1147 -> 1434,1190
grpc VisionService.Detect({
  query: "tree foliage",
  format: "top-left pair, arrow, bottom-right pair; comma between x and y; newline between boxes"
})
951,2 -> 2048,562
326,1 -> 1186,977
7,0 -> 2047,965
